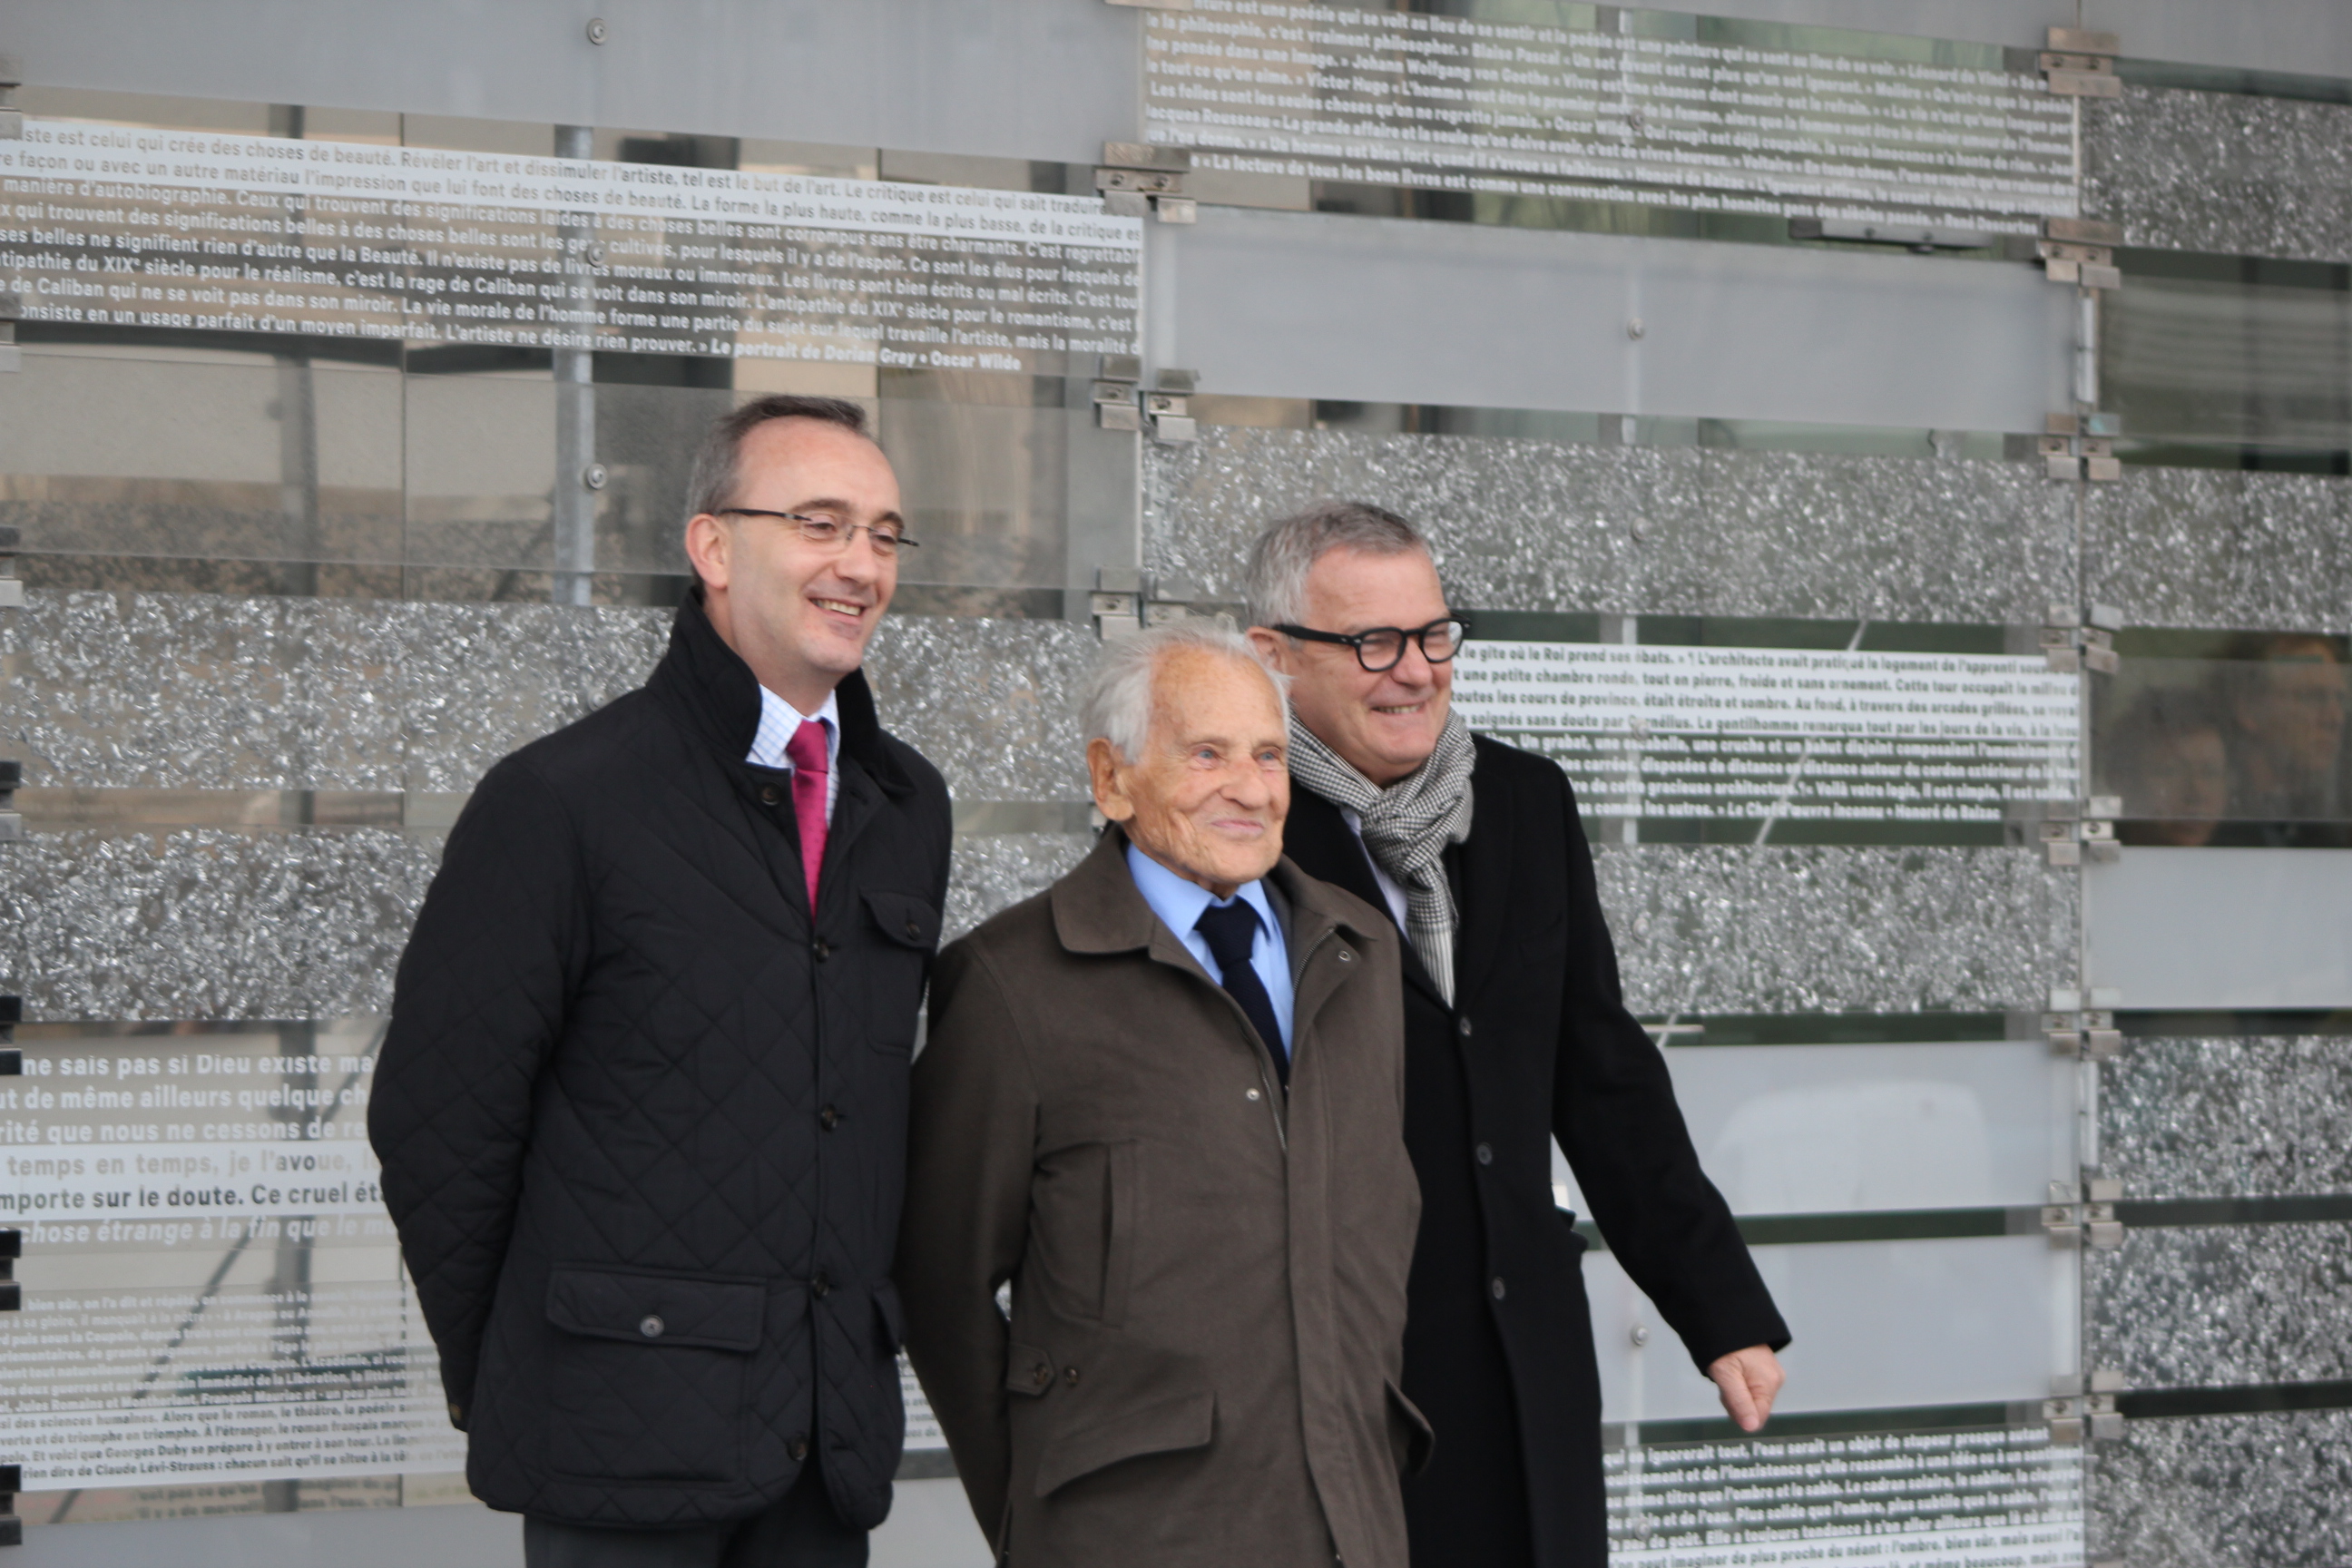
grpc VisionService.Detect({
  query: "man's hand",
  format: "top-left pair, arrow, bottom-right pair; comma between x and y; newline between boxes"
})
1707,1344 -> 1784,1432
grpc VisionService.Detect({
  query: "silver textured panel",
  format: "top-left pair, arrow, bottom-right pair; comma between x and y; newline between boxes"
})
2090,1408 -> 2352,1566
862,618 -> 1095,806
2,821 -> 1104,1020
1592,845 -> 2074,1016
2084,86 -> 2352,264
2082,468 -> 2352,634
2085,1221 -> 2352,1390
5,593 -> 414,792
1146,426 -> 2071,623
393,602 -> 671,794
4,591 -> 1095,804
945,833 -> 1093,943
0,828 -> 436,1022
2100,1034 -> 2352,1200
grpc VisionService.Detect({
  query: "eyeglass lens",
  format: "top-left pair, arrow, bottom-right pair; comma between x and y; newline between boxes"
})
1357,621 -> 1465,671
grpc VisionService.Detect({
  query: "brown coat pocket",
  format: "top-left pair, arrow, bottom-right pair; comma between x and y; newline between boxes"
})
1033,1389 -> 1216,1497
1385,1379 -> 1435,1476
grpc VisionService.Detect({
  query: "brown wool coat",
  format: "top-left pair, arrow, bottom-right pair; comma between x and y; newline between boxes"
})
897,828 -> 1426,1568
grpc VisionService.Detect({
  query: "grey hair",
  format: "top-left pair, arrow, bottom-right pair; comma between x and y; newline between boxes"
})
1243,499 -> 1432,629
1079,621 -> 1290,762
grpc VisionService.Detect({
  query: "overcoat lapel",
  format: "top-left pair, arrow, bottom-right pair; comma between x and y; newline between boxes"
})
1283,786 -> 1451,1011
1449,750 -> 1517,1014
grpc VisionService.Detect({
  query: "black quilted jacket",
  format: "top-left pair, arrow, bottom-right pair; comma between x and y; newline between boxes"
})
368,588 -> 952,1531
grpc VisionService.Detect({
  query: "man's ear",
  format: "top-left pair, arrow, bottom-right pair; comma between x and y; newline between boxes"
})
1087,738 -> 1136,822
1245,625 -> 1289,672
683,513 -> 732,592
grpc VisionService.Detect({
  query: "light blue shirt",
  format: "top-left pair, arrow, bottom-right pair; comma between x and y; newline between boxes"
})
1124,842 -> 1293,1052
746,685 -> 840,824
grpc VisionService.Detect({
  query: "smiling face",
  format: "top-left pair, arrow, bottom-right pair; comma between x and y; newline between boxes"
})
1090,648 -> 1290,897
1249,544 -> 1452,786
683,416 -> 901,712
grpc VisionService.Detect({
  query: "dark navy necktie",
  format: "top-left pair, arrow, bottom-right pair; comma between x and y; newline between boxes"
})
1194,899 -> 1288,1084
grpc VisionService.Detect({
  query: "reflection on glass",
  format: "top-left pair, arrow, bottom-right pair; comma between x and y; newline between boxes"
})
2097,638 -> 2350,845
0,348 -> 403,584
2105,269 -> 2352,456
878,389 -> 1068,591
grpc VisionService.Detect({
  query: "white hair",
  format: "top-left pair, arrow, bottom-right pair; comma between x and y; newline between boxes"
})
1243,499 -> 1432,629
1078,621 -> 1289,762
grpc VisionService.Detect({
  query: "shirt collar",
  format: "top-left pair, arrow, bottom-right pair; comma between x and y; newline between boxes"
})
749,684 -> 841,770
1122,840 -> 1277,945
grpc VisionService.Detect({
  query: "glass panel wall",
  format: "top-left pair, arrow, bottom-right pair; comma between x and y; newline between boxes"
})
1,4 -> 2348,1562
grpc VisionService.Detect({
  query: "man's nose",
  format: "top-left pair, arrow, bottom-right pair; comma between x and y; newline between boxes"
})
1388,636 -> 1437,688
834,529 -> 885,583
1222,760 -> 1274,807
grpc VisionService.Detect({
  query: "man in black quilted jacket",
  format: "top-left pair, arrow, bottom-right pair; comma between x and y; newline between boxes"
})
369,395 -> 952,1567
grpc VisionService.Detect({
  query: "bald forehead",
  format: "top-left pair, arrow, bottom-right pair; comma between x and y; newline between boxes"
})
1147,648 -> 1284,736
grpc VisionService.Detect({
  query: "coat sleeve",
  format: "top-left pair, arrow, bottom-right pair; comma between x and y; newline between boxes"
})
367,757 -> 587,1426
1545,773 -> 1791,1375
896,937 -> 1040,1543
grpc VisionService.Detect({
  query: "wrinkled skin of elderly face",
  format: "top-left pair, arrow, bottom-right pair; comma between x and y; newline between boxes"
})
1249,545 -> 1453,787
1089,648 -> 1290,897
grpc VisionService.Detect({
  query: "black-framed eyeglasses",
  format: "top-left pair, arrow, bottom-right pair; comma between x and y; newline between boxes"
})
1273,617 -> 1470,673
720,509 -> 919,555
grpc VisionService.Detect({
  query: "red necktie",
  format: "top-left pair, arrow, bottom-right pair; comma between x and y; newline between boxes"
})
785,719 -> 829,911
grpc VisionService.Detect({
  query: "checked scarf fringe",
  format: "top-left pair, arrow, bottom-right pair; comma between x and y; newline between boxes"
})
1288,713 -> 1476,1003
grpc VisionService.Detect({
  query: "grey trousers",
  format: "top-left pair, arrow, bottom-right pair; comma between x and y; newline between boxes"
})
523,1474 -> 868,1568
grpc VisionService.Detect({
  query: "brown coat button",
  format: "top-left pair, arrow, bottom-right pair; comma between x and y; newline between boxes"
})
760,785 -> 780,806
1033,1363 -> 1052,1387
905,920 -> 922,939
789,1435 -> 810,1461
1063,1366 -> 1081,1387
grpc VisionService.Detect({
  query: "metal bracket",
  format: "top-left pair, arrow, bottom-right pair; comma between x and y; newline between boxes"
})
2039,603 -> 2122,680
1142,574 -> 1201,627
2044,1008 -> 2122,1059
2048,1366 -> 2129,1443
1101,144 -> 1198,220
2039,416 -> 2125,482
2038,240 -> 2122,291
1091,568 -> 1142,642
1096,167 -> 1186,198
2041,30 -> 2122,98
0,289 -> 18,374
2043,1180 -> 2124,1248
0,53 -> 19,141
1092,356 -> 1142,431
1788,217 -> 1994,251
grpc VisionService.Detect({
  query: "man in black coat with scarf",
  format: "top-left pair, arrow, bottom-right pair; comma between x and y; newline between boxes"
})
1246,501 -> 1789,1568
370,396 -> 951,1567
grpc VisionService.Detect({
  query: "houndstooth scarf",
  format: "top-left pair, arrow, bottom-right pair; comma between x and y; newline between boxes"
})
1288,712 -> 1476,1003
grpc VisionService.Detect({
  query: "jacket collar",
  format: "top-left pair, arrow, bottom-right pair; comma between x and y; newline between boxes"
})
649,584 -> 909,798
1052,823 -> 1373,969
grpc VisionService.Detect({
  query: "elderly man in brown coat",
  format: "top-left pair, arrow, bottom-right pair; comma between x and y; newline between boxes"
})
897,621 -> 1426,1568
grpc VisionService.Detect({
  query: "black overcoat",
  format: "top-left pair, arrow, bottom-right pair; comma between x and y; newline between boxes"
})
368,589 -> 952,1531
1283,734 -> 1788,1568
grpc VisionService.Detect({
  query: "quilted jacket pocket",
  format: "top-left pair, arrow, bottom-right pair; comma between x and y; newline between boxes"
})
864,890 -> 940,951
545,1266 -> 763,1484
